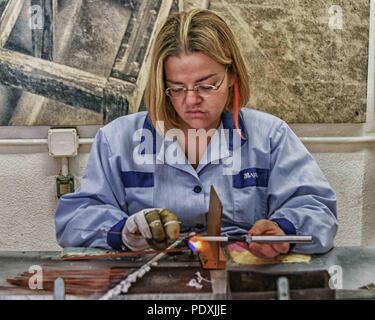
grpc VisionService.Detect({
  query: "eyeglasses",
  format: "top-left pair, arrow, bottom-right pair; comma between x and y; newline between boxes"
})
165,67 -> 228,99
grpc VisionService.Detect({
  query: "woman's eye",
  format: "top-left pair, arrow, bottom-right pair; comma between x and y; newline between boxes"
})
170,87 -> 184,92
198,84 -> 215,91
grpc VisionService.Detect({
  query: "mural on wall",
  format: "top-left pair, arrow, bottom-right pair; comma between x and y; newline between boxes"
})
0,0 -> 370,126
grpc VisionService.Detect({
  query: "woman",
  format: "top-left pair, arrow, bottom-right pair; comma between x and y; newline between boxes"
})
55,9 -> 337,258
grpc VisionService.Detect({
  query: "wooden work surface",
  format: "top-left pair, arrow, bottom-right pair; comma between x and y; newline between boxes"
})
1,247 -> 375,299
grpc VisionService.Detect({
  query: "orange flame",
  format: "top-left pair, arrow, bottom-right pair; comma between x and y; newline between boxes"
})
188,236 -> 205,253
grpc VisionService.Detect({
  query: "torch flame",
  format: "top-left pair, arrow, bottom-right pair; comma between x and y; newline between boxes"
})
188,236 -> 204,253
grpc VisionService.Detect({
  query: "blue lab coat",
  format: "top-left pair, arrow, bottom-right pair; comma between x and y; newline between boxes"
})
55,108 -> 337,253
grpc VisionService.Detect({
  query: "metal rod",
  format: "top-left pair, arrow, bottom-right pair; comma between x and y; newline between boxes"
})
249,235 -> 313,244
196,236 -> 231,242
196,235 -> 313,244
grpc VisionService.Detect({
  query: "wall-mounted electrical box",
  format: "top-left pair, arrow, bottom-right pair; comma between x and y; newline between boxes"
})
48,128 -> 79,157
48,128 -> 79,198
56,175 -> 75,198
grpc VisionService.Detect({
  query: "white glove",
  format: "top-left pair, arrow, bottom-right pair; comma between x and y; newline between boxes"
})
121,208 -> 163,251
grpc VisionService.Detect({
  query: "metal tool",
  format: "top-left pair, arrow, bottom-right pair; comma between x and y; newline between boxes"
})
198,186 -> 226,269
99,232 -> 195,300
194,235 -> 313,244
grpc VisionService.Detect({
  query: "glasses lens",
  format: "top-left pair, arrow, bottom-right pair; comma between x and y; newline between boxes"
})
196,84 -> 215,97
166,82 -> 221,98
168,87 -> 184,98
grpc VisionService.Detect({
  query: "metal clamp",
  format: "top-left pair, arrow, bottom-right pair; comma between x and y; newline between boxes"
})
53,277 -> 66,300
277,277 -> 290,300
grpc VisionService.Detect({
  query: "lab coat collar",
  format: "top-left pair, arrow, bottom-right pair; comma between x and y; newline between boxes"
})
221,111 -> 247,151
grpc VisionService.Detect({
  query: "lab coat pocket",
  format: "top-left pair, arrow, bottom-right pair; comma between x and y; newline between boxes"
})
232,167 -> 269,228
121,171 -> 155,214
233,187 -> 267,227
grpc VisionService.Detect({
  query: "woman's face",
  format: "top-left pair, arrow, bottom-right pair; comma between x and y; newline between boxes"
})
164,52 -> 232,132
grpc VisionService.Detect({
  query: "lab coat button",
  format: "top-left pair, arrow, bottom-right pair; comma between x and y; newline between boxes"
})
193,186 -> 202,193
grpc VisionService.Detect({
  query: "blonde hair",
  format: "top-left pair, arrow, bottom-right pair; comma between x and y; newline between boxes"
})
144,8 -> 250,131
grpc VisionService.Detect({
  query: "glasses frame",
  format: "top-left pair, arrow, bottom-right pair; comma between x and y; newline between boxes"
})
165,66 -> 228,99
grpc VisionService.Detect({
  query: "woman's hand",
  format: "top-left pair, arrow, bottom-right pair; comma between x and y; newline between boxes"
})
248,219 -> 290,258
121,208 -> 180,251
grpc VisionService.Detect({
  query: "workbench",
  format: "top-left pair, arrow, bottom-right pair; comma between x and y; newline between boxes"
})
1,247 -> 375,300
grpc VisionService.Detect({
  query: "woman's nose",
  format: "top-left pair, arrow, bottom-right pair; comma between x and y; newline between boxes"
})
184,89 -> 202,106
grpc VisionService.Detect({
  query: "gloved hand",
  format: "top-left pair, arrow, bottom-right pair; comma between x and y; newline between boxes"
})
121,208 -> 180,251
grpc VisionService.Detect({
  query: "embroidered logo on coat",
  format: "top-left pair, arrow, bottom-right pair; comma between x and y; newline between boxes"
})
233,168 -> 269,188
243,172 -> 258,179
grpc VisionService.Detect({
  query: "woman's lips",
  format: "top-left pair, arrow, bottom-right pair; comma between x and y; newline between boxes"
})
186,110 -> 206,118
